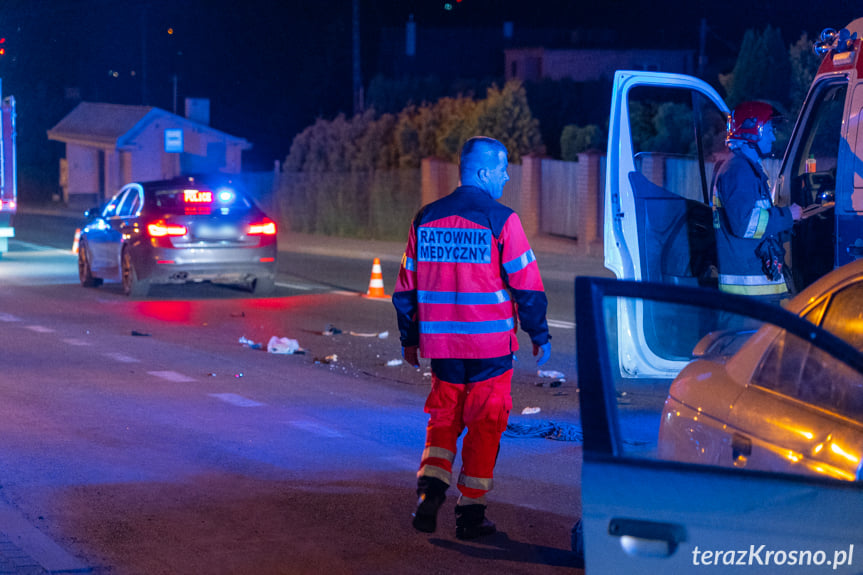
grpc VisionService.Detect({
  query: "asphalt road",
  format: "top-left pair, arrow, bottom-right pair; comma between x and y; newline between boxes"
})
0,225 -> 586,574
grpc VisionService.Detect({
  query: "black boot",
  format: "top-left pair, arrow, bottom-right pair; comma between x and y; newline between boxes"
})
412,476 -> 448,533
455,504 -> 496,540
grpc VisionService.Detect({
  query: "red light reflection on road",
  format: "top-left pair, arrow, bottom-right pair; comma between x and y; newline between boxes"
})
132,301 -> 194,323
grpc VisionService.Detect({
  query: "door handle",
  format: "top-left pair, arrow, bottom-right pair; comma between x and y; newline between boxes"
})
732,433 -> 751,466
608,517 -> 686,558
847,242 -> 863,259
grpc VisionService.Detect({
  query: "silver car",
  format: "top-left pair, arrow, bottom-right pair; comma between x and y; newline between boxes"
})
77,176 -> 277,297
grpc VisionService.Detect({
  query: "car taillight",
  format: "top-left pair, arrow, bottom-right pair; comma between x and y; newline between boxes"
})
147,220 -> 187,237
248,218 -> 276,236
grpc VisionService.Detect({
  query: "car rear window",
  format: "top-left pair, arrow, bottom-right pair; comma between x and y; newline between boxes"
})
151,186 -> 254,216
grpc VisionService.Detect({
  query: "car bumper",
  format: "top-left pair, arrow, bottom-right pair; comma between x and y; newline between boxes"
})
138,245 -> 277,285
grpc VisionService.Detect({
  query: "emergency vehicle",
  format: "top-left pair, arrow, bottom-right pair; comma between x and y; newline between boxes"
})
604,18 -> 863,377
0,80 -> 15,256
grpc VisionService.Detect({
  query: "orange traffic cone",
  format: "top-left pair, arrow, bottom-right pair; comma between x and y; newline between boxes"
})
72,228 -> 81,255
365,257 -> 388,299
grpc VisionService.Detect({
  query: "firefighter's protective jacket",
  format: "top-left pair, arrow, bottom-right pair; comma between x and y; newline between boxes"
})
393,185 -> 549,359
712,150 -> 795,296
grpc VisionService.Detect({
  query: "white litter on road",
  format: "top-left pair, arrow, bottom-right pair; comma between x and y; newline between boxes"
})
267,336 -> 301,354
538,369 -> 566,379
208,393 -> 265,407
521,407 -> 541,415
148,370 -> 196,383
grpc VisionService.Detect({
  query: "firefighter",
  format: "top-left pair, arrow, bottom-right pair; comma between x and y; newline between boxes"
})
393,136 -> 551,540
713,101 -> 802,303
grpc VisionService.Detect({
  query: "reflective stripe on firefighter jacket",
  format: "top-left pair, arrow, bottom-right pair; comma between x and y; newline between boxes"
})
393,185 -> 549,358
712,151 -> 794,296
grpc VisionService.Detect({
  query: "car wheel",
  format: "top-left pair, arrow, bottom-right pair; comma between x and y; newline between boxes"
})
122,248 -> 149,297
78,244 -> 103,288
251,275 -> 275,296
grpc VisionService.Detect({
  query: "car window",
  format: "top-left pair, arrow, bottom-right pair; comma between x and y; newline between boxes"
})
628,85 -> 726,204
756,330 -> 863,422
102,189 -> 128,218
151,186 -> 253,216
117,188 -> 142,217
819,281 -> 863,350
802,295 -> 828,326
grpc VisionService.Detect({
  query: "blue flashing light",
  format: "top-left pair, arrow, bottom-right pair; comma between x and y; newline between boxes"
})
217,188 -> 236,203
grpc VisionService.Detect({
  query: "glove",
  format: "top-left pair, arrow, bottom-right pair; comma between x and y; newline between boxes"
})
533,341 -> 551,367
402,345 -> 420,368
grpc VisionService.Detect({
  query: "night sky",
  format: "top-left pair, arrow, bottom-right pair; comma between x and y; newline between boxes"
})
0,0 -> 859,176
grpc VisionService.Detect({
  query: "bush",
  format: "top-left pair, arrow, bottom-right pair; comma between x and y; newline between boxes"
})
560,124 -> 605,160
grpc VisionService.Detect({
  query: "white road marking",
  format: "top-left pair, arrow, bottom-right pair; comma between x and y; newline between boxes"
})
208,393 -> 265,407
103,352 -> 140,363
0,313 -> 20,322
287,420 -> 343,438
275,281 -> 314,291
25,325 -> 55,333
148,370 -> 196,383
547,319 -> 575,329
62,338 -> 92,346
9,240 -> 64,253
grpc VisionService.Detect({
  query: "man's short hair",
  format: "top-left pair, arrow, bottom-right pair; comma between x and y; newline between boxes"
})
459,137 -> 507,177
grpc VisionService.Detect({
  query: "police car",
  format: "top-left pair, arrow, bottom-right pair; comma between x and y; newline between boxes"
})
77,176 -> 277,297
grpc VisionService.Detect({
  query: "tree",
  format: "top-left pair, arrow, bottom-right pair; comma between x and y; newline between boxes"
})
473,81 -> 545,163
789,32 -> 822,116
720,25 -> 791,110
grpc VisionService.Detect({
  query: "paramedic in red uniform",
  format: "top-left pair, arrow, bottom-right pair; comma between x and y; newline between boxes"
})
393,136 -> 551,540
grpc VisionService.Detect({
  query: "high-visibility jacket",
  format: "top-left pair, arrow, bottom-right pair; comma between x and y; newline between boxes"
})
712,150 -> 794,296
393,185 -> 549,359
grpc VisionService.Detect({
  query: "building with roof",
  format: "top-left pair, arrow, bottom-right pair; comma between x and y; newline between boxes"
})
47,99 -> 251,206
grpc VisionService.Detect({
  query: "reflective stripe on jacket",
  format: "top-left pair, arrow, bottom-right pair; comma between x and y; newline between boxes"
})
393,186 -> 549,359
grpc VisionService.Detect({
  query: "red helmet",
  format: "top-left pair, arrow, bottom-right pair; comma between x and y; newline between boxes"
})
726,101 -> 781,145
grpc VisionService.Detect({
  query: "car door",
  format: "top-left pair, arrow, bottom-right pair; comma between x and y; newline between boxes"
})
775,76 -> 852,290
104,184 -> 144,271
604,71 -> 729,378
576,276 -> 863,573
85,188 -> 129,277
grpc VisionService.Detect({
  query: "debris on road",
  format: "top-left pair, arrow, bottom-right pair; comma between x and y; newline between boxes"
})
267,336 -> 304,355
521,407 -> 541,415
322,324 -> 343,336
536,379 -> 565,388
230,311 -> 245,318
131,330 -> 151,337
239,336 -> 263,350
505,420 -> 583,442
386,358 -> 403,367
349,330 -> 389,339
537,369 -> 565,380
314,354 -> 338,365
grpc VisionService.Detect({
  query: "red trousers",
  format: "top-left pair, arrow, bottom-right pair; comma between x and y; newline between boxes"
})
418,369 -> 513,504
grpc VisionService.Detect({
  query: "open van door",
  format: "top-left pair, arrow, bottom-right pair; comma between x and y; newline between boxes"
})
604,71 -> 729,377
